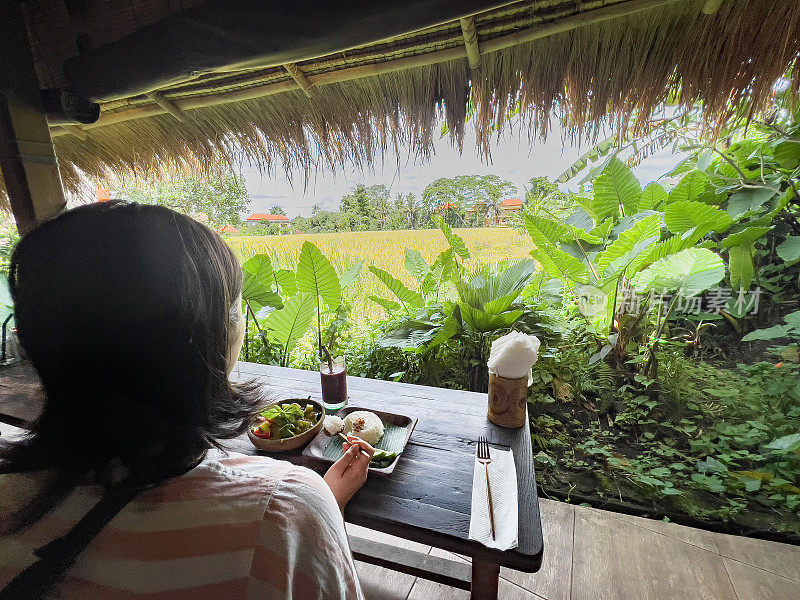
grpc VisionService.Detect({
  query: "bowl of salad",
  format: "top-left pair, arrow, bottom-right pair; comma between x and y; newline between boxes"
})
248,399 -> 324,452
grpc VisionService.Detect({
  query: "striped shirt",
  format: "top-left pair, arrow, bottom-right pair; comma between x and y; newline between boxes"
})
0,450 -> 364,599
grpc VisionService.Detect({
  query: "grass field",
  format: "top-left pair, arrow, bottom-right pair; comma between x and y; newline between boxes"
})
226,228 -> 533,326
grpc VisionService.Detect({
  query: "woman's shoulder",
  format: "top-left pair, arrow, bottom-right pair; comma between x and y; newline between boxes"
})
178,450 -> 329,505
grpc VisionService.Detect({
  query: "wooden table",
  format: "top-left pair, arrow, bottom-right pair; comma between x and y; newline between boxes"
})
0,360 -> 544,600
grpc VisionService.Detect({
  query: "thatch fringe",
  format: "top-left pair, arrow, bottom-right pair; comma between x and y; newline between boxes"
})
3,0 -> 800,209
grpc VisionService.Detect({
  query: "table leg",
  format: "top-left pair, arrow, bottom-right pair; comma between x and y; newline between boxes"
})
470,558 -> 500,600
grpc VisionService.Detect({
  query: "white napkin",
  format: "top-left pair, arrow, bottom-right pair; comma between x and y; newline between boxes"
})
487,331 -> 540,384
468,447 -> 518,550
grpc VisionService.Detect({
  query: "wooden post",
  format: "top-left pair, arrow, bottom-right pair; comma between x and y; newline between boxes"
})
470,558 -> 500,600
0,0 -> 67,235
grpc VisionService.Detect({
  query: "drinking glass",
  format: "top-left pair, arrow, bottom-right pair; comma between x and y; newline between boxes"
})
320,356 -> 348,411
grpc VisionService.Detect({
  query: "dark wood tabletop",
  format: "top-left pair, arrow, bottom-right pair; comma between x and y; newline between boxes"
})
0,359 -> 543,596
227,362 -> 544,574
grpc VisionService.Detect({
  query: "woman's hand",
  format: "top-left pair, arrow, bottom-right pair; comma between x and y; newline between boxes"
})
323,435 -> 374,513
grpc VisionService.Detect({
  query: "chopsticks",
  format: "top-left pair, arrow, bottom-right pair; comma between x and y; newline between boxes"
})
338,432 -> 371,459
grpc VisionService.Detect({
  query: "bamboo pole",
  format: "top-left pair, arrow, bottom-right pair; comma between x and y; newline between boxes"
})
146,91 -> 186,121
701,0 -> 725,15
460,16 -> 481,69
63,124 -> 88,140
50,0 -> 685,138
283,63 -> 315,98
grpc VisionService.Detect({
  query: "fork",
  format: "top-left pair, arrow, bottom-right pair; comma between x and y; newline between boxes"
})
477,436 -> 496,540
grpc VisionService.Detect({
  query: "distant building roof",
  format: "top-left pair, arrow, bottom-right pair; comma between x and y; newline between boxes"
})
217,224 -> 239,234
246,213 -> 289,222
95,185 -> 111,202
501,198 -> 523,208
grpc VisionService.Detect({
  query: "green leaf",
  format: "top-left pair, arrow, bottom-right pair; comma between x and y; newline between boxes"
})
668,171 -> 713,204
525,214 -> 600,245
297,241 -> 342,310
727,244 -> 755,292
273,269 -> 297,297
596,213 -> 661,278
591,157 -> 641,219
404,249 -> 431,283
369,266 -> 424,307
720,226 -> 772,248
527,219 -> 590,284
726,188 -> 776,219
427,315 -> 460,350
483,291 -> 522,314
765,433 -> 800,452
555,135 -> 620,183
631,248 -> 725,295
432,215 -> 470,260
784,310 -> 800,330
772,140 -> 800,169
663,201 -> 733,235
777,236 -> 800,264
641,228 -> 703,267
741,325 -> 790,342
691,473 -> 726,493
368,295 -> 401,314
264,293 -> 316,362
242,254 -> 283,309
530,247 -> 590,285
339,261 -> 363,289
459,303 -> 523,333
638,183 -> 668,211
422,249 -> 455,296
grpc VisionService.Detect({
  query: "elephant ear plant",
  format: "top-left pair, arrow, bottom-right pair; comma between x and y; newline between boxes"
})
368,219 -> 537,391
527,157 -> 728,381
239,243 -> 361,367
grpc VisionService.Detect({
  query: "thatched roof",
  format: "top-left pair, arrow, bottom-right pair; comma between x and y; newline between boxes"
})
4,0 -> 800,202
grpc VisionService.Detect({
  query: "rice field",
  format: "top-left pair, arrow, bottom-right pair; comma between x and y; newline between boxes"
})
226,228 -> 533,327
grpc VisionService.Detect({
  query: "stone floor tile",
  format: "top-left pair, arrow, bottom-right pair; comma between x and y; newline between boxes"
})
418,548 -> 548,600
571,506 -> 737,600
714,532 -> 800,582
355,560 -> 416,600
601,509 -> 721,553
500,498 -> 574,600
723,557 -> 800,600
348,524 -> 429,600
347,523 -> 432,554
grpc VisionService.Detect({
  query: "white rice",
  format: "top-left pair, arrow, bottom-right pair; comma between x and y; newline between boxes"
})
323,415 -> 344,436
343,411 -> 384,446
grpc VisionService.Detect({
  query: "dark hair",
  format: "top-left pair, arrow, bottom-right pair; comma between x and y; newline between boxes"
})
1,201 -> 263,531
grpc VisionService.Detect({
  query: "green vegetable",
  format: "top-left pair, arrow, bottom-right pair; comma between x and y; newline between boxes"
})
370,450 -> 398,468
258,402 -> 318,439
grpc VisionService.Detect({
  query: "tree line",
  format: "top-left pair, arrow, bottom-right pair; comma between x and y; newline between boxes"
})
114,171 -> 569,233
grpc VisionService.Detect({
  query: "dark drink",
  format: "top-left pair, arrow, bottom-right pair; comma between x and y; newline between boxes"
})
320,358 -> 348,411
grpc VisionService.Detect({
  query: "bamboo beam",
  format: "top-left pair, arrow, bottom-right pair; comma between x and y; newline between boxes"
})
146,90 -> 186,121
63,124 -> 88,140
50,0 -> 684,139
283,63 -> 315,98
701,0 -> 725,15
460,16 -> 481,69
1,0 -> 66,234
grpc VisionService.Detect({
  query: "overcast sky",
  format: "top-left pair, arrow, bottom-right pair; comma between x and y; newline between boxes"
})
240,119 -> 686,218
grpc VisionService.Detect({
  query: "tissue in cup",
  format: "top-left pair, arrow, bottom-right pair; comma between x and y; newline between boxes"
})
488,371 -> 529,428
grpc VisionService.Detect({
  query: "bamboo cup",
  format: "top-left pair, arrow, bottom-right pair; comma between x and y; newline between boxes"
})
487,371 -> 528,428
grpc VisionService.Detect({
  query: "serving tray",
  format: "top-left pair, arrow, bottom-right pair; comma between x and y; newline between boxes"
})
302,405 -> 417,475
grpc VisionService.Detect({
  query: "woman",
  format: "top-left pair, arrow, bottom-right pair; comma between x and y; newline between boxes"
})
0,201 -> 372,599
